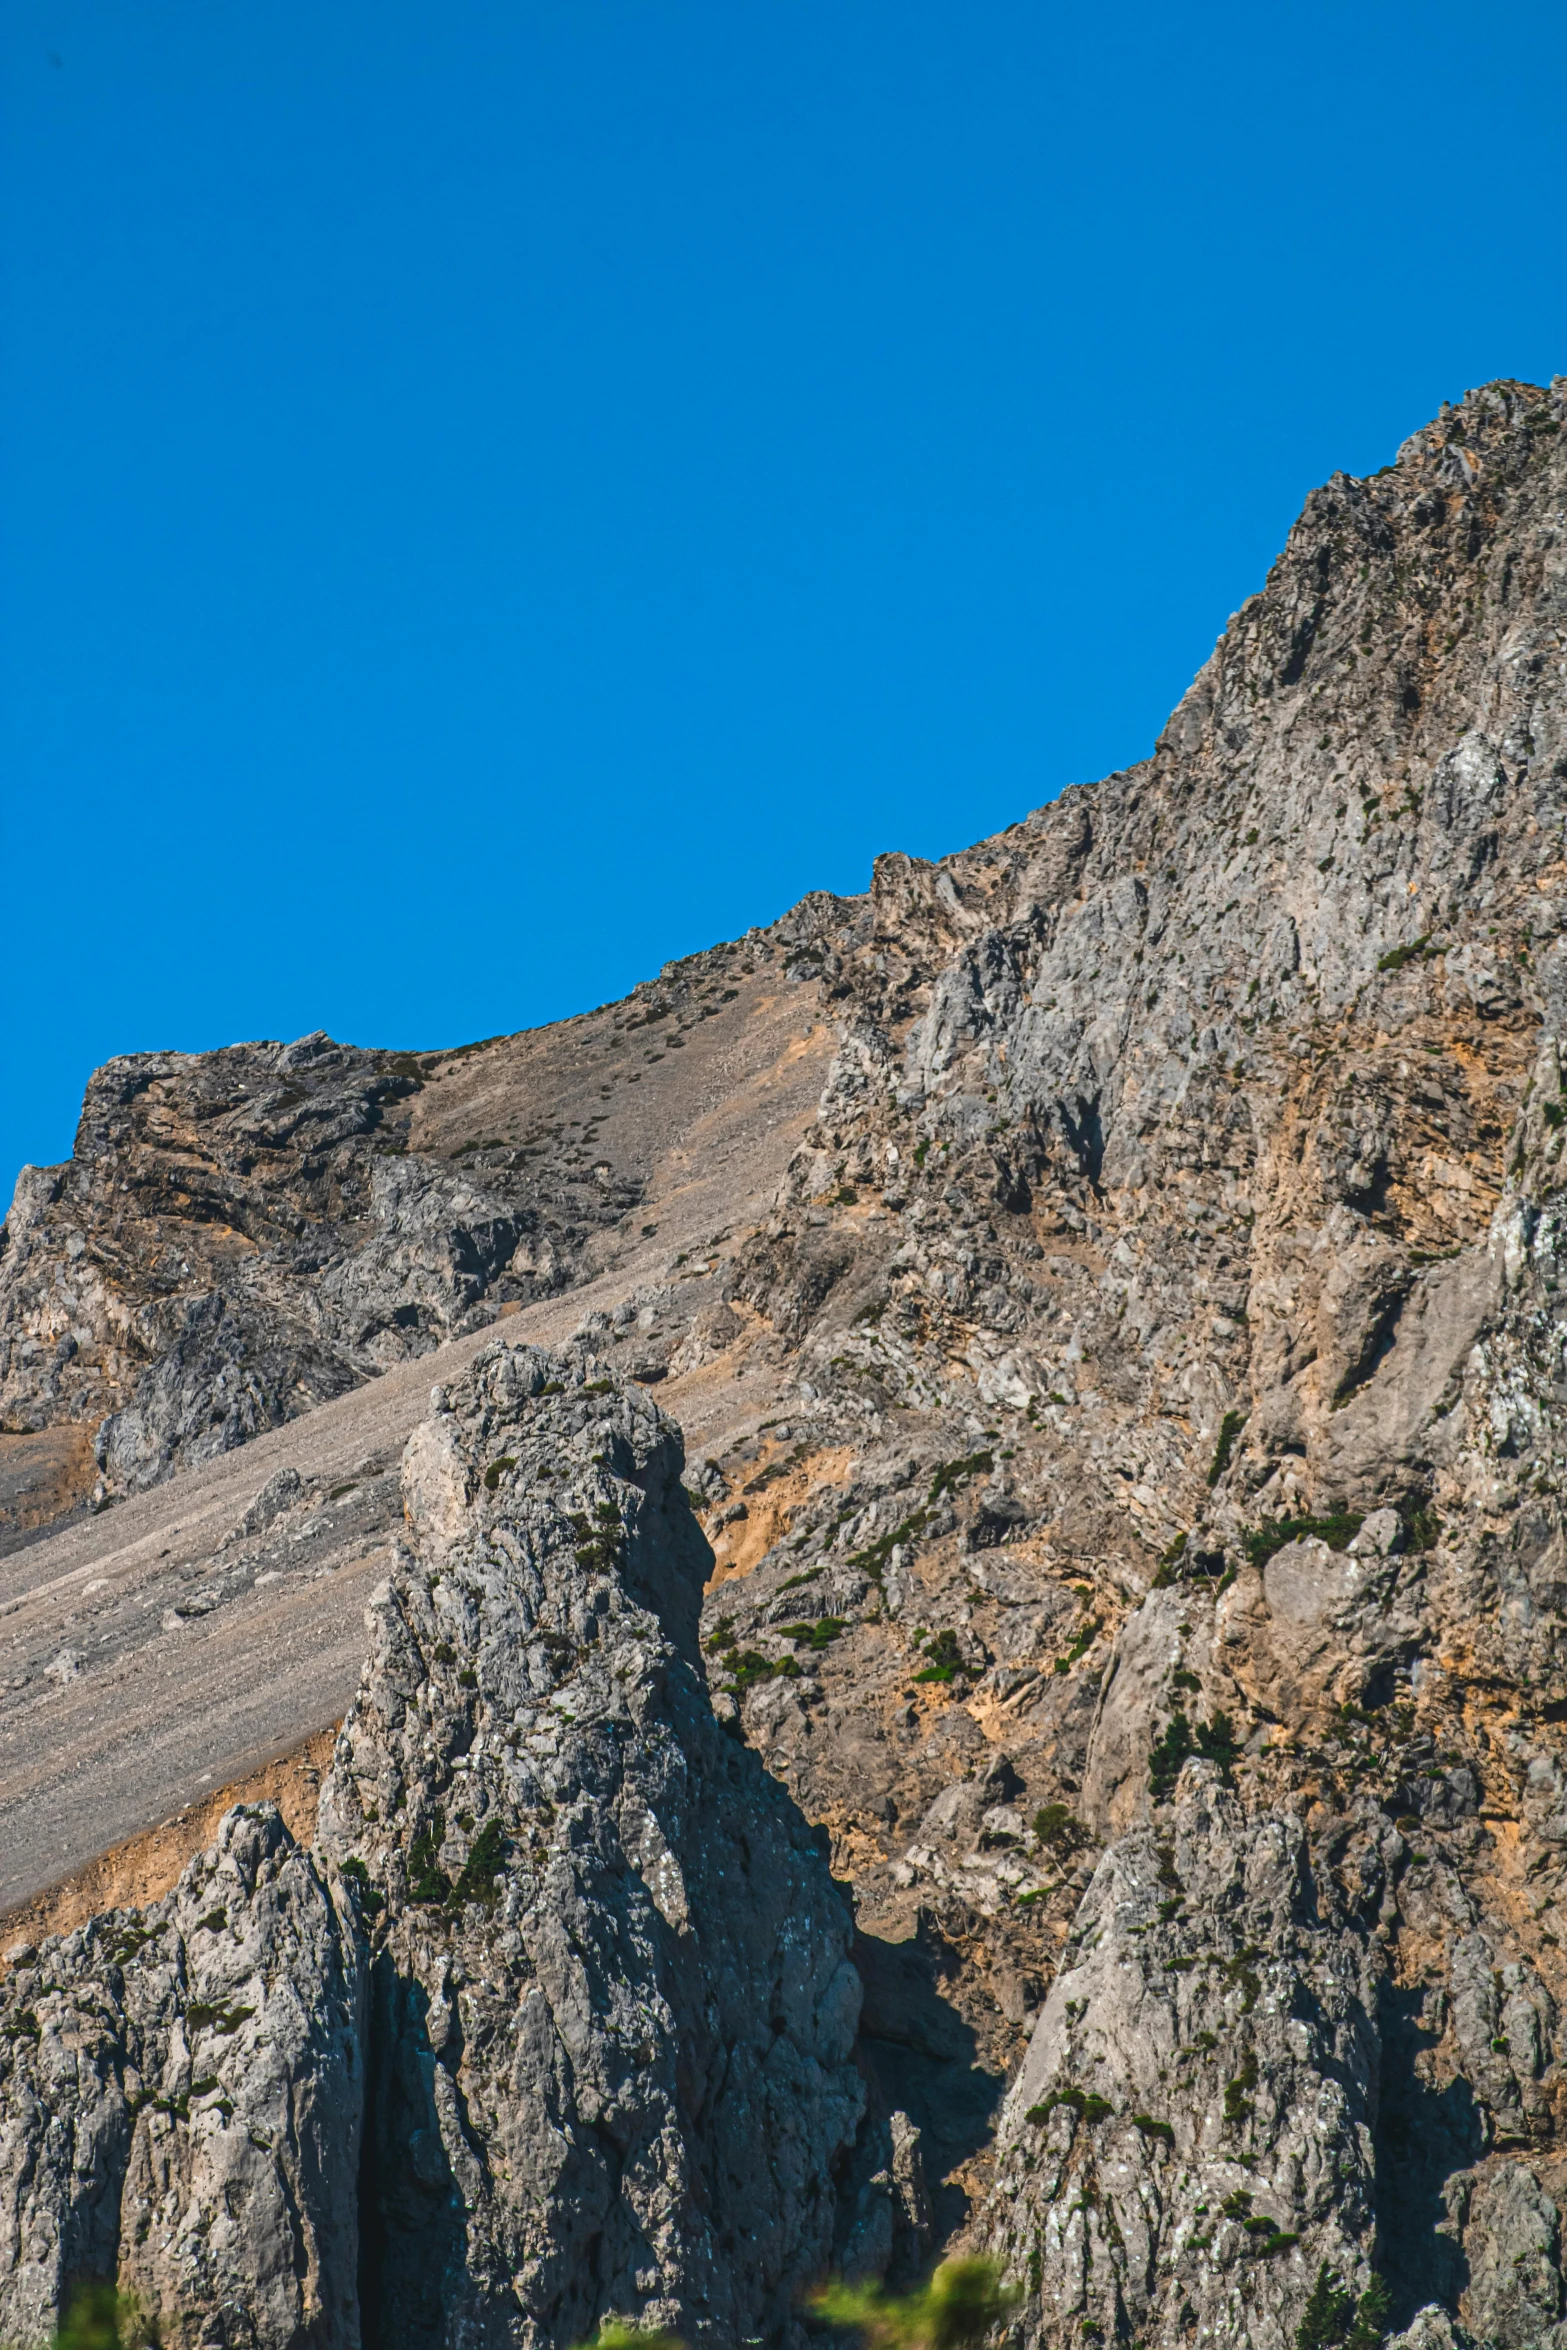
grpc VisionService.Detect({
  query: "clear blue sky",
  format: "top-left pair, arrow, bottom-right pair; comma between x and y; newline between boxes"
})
3,1 -> 1564,1205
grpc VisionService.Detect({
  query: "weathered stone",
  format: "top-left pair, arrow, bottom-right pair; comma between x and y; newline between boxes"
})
0,1805 -> 361,2350
10,378 -> 1567,2345
986,1767 -> 1380,2348
0,1350 -> 865,2350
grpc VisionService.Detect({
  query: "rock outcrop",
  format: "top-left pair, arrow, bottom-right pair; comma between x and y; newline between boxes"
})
0,1805 -> 361,2350
0,1348 -> 867,2349
10,377 -> 1567,2346
987,1768 -> 1381,2348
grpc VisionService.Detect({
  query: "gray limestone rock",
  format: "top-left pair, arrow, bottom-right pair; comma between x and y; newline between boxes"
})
1459,2161 -> 1567,2348
0,1349 -> 865,2350
986,1767 -> 1379,2349
0,1805 -> 362,2350
317,1338 -> 865,2350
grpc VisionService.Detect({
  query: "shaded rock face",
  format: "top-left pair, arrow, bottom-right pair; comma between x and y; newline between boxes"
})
0,1350 -> 865,2350
13,380 -> 1567,2349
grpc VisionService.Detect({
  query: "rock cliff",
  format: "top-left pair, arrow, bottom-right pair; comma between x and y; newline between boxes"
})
0,1348 -> 868,2350
8,375 -> 1567,2347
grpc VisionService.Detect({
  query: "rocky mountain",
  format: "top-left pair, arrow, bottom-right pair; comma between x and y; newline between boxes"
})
6,373 -> 1567,2348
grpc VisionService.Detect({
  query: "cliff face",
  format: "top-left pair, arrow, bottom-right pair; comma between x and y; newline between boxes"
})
7,375 -> 1567,2348
0,1349 -> 869,2350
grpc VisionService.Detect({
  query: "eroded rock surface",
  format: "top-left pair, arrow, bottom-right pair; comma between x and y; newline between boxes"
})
0,1806 -> 360,2350
10,379 -> 1567,2345
988,1768 -> 1380,2348
318,1340 -> 865,2350
0,1349 -> 866,2350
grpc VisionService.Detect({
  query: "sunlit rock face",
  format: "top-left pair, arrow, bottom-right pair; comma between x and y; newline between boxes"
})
11,378 -> 1567,2347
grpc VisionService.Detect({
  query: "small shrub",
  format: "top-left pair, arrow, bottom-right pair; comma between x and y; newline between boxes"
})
54,2287 -> 160,2350
1054,1614 -> 1102,1672
1223,2051 -> 1258,2127
1346,2276 -> 1393,2349
810,2257 -> 1017,2348
1402,1502 -> 1442,1552
185,2001 -> 255,2035
449,1819 -> 507,1909
1207,1410 -> 1247,1487
407,1814 -> 450,1905
927,1450 -> 994,1503
913,1629 -> 965,1684
726,1649 -> 789,1693
1295,2266 -> 1355,2349
1150,1531 -> 1187,1589
1242,1508 -> 1363,1570
338,1856 -> 384,1916
483,1456 -> 517,1492
1032,1802 -> 1086,1855
844,1505 -> 931,1586
780,1617 -> 846,1652
1026,2086 -> 1113,2126
1150,1705 -> 1244,1801
570,2324 -> 684,2350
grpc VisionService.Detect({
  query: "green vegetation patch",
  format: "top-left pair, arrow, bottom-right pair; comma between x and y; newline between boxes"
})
912,1628 -> 965,1684
927,1449 -> 994,1503
337,1856 -> 385,1917
779,1617 -> 846,1652
1223,2051 -> 1258,2128
1032,1802 -> 1087,1855
1024,2086 -> 1114,2127
1295,2263 -> 1392,2349
184,2001 -> 256,2036
449,1818 -> 507,1909
1149,1707 -> 1241,1800
1206,1410 -> 1247,1487
1242,1507 -> 1364,1569
407,1811 -> 451,1905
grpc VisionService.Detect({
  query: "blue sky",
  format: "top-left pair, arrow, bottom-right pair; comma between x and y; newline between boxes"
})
3,0 -> 1564,1205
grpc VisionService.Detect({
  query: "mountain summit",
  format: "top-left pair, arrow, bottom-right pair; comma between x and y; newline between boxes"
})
4,376 -> 1567,2349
